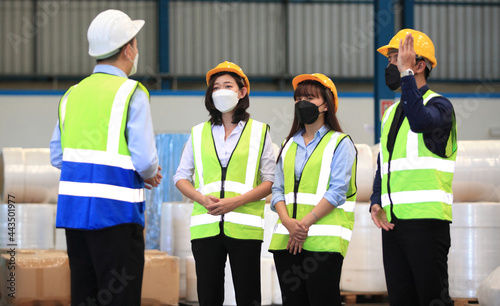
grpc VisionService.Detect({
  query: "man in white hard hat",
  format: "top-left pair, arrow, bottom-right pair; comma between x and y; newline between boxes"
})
49,9 -> 162,305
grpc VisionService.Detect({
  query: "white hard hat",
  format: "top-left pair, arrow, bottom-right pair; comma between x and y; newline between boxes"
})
87,9 -> 144,59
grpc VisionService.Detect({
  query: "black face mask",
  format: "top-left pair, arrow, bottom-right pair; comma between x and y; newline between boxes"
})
385,64 -> 401,91
295,100 -> 324,125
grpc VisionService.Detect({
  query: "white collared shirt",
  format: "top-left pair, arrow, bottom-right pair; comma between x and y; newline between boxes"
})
173,121 -> 275,184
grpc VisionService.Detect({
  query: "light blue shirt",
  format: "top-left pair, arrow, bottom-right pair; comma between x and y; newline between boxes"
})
49,64 -> 158,180
271,125 -> 356,212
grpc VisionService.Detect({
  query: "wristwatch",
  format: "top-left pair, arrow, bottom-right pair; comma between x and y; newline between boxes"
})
401,69 -> 414,77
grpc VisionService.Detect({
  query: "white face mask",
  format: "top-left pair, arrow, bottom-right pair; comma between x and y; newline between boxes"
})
129,53 -> 139,76
126,47 -> 139,76
212,89 -> 239,113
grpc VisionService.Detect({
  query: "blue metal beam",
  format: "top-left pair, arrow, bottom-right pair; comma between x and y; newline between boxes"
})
373,0 -> 395,144
403,0 -> 414,29
158,0 -> 170,89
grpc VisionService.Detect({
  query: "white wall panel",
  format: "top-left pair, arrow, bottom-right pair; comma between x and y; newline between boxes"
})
0,1 -> 35,75
169,1 -> 284,76
288,3 -> 374,78
0,1 -> 498,81
0,0 -> 157,77
36,0 -> 158,76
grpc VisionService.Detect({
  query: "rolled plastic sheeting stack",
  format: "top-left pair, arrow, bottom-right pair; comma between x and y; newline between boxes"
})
354,144 -> 375,202
0,204 -> 55,249
0,148 -> 25,203
160,202 -> 194,299
452,140 -> 500,202
185,256 -> 198,302
271,262 -> 282,305
476,266 -> 500,306
340,202 -> 386,292
449,202 -> 500,298
0,148 -> 60,204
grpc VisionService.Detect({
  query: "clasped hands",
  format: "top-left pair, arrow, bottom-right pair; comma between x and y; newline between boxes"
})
201,195 -> 239,216
283,217 -> 309,255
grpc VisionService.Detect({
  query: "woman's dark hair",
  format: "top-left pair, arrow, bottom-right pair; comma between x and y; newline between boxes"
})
277,80 -> 343,161
205,72 -> 250,125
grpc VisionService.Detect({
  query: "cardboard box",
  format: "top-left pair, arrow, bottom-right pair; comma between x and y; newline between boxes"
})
0,249 -> 70,305
142,250 -> 180,306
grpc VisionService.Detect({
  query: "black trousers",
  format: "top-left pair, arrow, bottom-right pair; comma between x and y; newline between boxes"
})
382,217 -> 453,306
273,250 -> 344,306
191,232 -> 262,306
65,224 -> 145,306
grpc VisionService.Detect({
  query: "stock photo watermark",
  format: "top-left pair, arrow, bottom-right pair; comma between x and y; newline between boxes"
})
5,194 -> 16,298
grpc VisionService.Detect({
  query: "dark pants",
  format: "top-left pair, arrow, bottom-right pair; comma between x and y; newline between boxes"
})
382,217 -> 452,306
65,224 -> 145,306
191,233 -> 262,306
273,250 -> 344,306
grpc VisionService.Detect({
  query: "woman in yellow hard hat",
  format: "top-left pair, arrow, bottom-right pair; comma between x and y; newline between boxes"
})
174,61 -> 275,306
268,73 -> 357,306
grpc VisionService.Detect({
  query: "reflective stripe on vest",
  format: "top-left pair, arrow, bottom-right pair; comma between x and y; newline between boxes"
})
273,223 -> 352,241
269,131 -> 357,255
57,75 -> 146,230
190,119 -> 267,240
380,89 -> 457,222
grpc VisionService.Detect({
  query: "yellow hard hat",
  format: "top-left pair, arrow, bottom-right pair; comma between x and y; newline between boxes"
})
377,29 -> 437,68
292,73 -> 338,113
206,61 -> 250,93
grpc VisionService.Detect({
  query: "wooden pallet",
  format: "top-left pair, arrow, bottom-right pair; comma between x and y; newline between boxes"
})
452,297 -> 479,306
341,291 -> 388,305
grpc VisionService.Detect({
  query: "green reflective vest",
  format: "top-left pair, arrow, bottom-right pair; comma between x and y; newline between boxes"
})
380,89 -> 457,222
190,119 -> 268,240
269,131 -> 357,256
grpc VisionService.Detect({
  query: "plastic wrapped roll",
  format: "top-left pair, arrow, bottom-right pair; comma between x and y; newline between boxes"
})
160,203 -> 175,255
476,266 -> 500,306
354,144 -> 374,202
262,204 -> 279,258
185,256 -> 198,302
341,203 -> 386,292
0,148 -> 25,203
160,202 -> 193,299
160,202 -> 193,256
453,141 -> 500,202
55,228 -> 67,250
23,148 -> 60,203
261,257 -> 273,305
271,261 -> 282,305
0,204 -> 55,249
449,202 -> 500,298
223,257 -> 237,305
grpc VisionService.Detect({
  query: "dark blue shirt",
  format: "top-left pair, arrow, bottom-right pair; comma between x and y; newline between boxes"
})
370,75 -> 454,208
